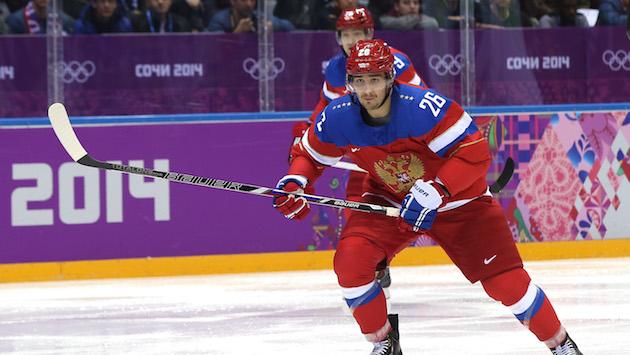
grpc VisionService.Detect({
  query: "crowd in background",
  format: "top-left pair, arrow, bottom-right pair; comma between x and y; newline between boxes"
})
0,0 -> 627,35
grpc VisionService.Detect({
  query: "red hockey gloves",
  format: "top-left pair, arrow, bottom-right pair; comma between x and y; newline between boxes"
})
273,175 -> 311,220
399,180 -> 448,232
288,121 -> 310,164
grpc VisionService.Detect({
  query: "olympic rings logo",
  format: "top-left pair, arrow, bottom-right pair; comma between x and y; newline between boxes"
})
242,57 -> 285,80
428,54 -> 462,76
59,61 -> 96,84
602,50 -> 630,71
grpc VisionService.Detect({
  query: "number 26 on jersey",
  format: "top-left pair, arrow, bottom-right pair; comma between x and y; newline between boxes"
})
419,92 -> 446,117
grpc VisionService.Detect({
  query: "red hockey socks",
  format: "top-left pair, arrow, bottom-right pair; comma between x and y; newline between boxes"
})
334,236 -> 391,342
342,281 -> 390,342
481,268 -> 564,345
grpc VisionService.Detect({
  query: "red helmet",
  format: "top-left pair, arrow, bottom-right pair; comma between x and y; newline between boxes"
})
346,39 -> 394,77
336,8 -> 374,31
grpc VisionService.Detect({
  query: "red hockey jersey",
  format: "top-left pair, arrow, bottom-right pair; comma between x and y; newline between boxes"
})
289,84 -> 492,210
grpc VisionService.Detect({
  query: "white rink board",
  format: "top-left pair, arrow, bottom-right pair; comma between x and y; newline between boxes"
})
1,258 -> 629,354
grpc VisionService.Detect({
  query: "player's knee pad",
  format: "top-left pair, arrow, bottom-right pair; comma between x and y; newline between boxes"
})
333,237 -> 380,287
482,268 -> 548,323
481,267 -> 531,306
341,280 -> 383,311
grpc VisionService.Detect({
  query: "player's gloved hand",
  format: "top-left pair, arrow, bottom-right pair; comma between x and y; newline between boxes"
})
273,175 -> 310,220
288,121 -> 310,164
399,180 -> 447,232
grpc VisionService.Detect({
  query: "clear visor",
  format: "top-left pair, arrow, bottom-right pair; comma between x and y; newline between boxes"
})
347,74 -> 392,92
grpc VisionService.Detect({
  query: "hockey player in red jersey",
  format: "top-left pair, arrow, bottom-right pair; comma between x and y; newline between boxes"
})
273,40 -> 583,355
311,7 -> 425,121
288,7 -> 428,298
289,7 -> 426,168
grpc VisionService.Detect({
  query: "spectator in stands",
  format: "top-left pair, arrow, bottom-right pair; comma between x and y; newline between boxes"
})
475,0 -> 534,27
540,0 -> 589,27
1,0 -> 9,19
64,0 -> 91,20
0,19 -> 7,35
423,0 -> 462,29
207,0 -> 294,32
75,0 -> 133,33
380,0 -> 438,29
598,0 -> 628,25
5,0 -> 74,34
314,0 -> 362,30
520,0 -> 552,23
132,0 -> 191,32
3,0 -> 26,13
1,1 -> 10,34
368,0 -> 394,18
367,0 -> 393,24
169,0 -> 208,31
123,0 -> 146,16
273,0 -> 323,30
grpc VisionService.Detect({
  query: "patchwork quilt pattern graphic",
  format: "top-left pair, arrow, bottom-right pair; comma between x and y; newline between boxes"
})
306,111 -> 630,248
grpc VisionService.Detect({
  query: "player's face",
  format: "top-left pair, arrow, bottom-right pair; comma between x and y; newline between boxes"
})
350,73 -> 390,110
339,29 -> 373,56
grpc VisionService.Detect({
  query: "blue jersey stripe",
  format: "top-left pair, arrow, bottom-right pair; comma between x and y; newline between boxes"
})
345,282 -> 382,309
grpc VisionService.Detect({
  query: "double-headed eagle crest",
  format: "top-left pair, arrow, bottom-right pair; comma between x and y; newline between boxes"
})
373,153 -> 425,193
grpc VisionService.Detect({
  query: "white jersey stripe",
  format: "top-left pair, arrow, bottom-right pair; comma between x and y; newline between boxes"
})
428,112 -> 473,153
341,281 -> 377,299
409,74 -> 421,86
322,82 -> 342,101
509,282 -> 539,315
301,130 -> 343,166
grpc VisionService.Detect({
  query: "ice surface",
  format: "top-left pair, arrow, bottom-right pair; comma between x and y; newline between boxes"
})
0,258 -> 628,354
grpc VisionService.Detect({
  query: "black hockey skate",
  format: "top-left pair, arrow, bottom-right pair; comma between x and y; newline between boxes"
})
550,333 -> 583,355
370,314 -> 402,355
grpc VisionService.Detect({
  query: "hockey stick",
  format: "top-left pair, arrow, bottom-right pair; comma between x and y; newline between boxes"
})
627,7 -> 630,40
47,103 -> 400,218
489,157 -> 514,193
